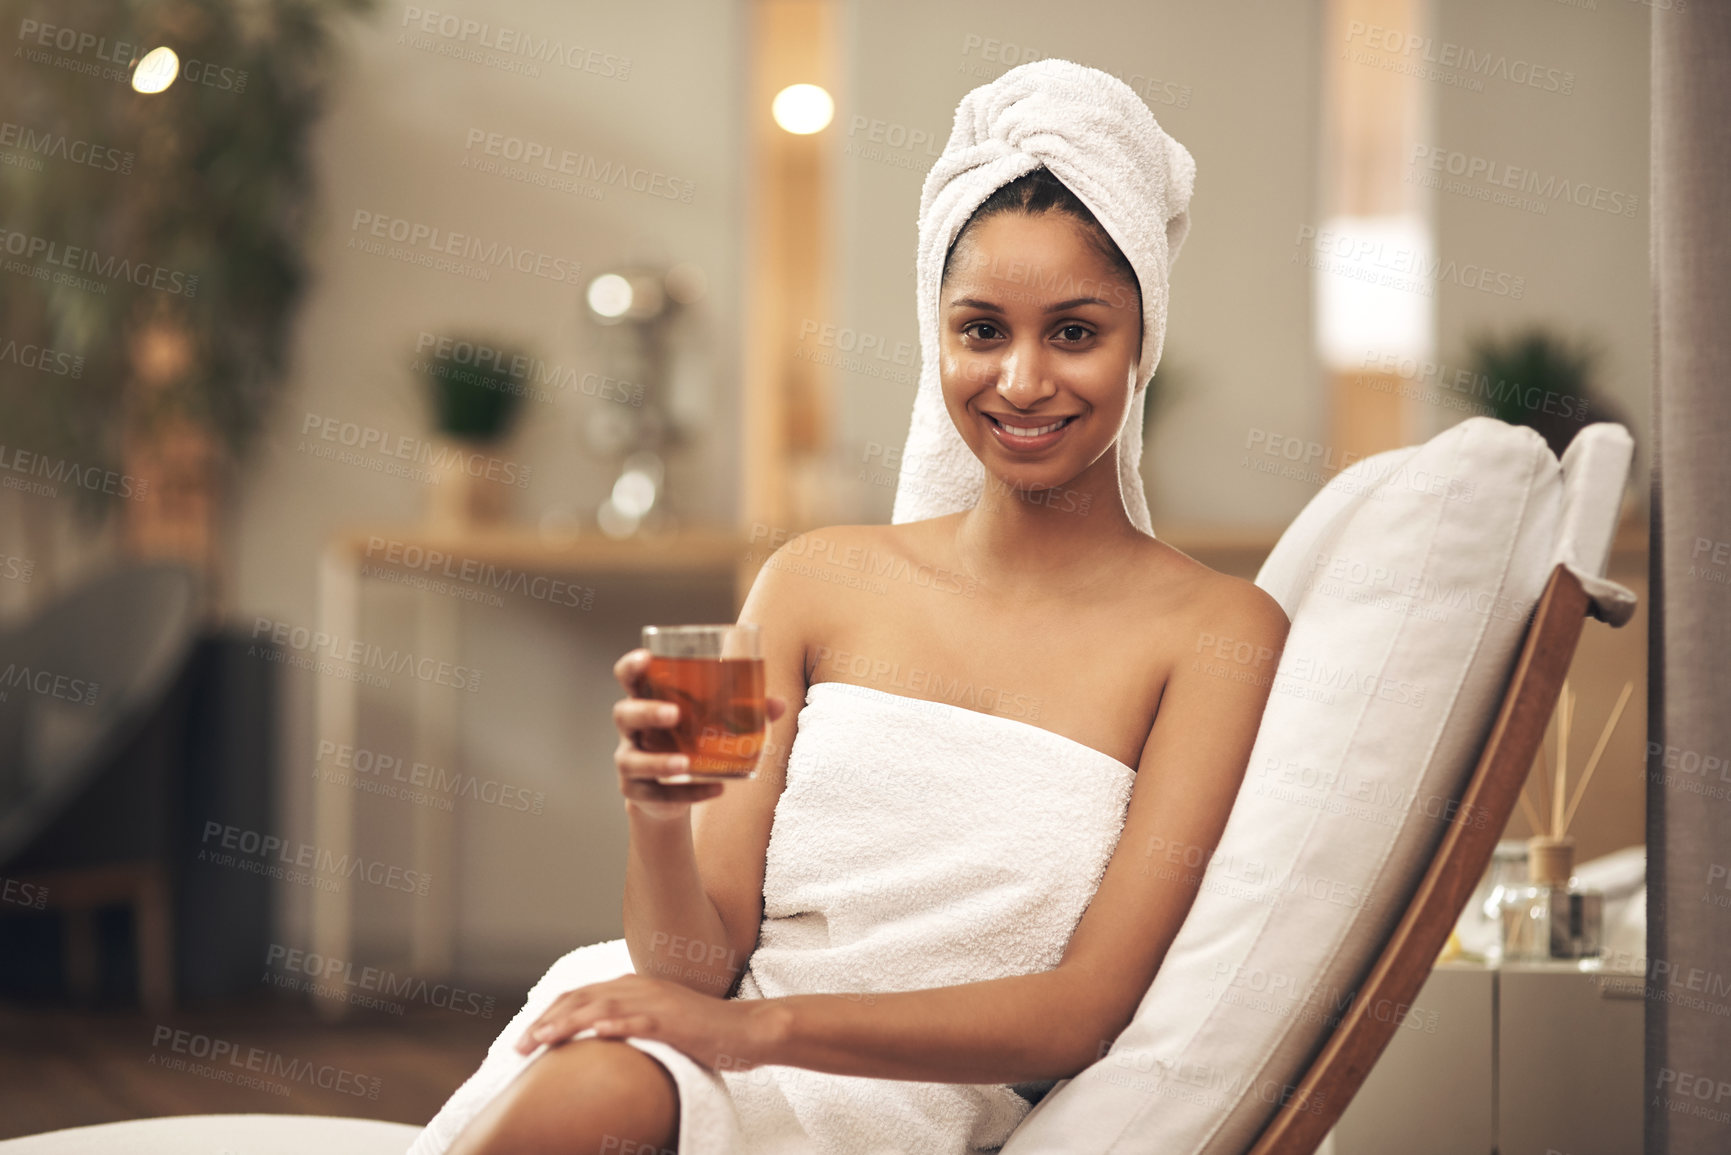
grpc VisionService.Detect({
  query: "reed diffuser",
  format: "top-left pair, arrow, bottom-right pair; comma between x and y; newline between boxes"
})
1497,678 -> 1634,962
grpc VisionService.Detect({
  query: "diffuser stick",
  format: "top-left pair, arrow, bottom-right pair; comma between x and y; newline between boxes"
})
1553,682 -> 1573,836
1518,777 -> 1546,835
1561,680 -> 1635,836
1535,726 -> 1555,836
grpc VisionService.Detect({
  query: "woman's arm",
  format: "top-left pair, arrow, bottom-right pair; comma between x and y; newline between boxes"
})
619,534 -> 814,998
756,968 -> 1118,1083
620,803 -> 744,998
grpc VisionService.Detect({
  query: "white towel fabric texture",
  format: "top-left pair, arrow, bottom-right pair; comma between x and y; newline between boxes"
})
408,679 -> 1135,1155
891,57 -> 1197,537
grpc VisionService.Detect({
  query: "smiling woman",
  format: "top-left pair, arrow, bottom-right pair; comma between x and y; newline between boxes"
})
417,58 -> 1290,1155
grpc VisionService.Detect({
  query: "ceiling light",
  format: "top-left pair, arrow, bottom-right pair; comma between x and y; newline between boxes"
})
772,84 -> 834,135
132,46 -> 178,94
586,273 -> 634,320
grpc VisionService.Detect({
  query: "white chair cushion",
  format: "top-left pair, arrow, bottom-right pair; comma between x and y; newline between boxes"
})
0,1114 -> 421,1154
1004,416 -> 1602,1154
1551,423 -> 1638,624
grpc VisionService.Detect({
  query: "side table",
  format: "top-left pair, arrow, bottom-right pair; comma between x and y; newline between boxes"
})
309,524 -> 754,1014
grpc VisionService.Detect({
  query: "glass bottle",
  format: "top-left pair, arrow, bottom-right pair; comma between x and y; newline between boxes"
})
1462,840 -> 1529,964
1495,835 -> 1605,962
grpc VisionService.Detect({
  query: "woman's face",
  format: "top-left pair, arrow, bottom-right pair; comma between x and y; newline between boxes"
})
939,211 -> 1142,498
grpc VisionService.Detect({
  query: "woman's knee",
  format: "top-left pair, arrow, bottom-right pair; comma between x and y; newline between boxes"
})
446,1038 -> 679,1155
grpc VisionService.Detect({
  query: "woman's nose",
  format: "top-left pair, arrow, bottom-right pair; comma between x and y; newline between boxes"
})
995,345 -> 1055,409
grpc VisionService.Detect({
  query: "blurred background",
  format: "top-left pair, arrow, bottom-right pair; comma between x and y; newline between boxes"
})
0,0 -> 1655,1148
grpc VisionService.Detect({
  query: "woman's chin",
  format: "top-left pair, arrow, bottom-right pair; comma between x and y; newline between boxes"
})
983,467 -> 1073,502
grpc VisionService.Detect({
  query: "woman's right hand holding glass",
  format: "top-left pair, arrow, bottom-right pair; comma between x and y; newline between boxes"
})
612,646 -> 725,820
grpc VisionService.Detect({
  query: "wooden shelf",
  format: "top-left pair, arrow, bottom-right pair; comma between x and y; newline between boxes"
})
328,524 -> 753,577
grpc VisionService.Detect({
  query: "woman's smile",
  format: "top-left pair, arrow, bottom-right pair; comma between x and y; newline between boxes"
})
982,410 -> 1079,451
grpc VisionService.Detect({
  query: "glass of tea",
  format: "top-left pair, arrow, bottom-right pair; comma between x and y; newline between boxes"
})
638,623 -> 766,783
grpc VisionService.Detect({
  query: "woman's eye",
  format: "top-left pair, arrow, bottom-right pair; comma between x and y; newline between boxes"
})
1056,324 -> 1091,342
965,322 -> 1002,341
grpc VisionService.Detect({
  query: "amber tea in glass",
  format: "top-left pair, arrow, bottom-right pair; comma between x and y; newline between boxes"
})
639,624 -> 766,782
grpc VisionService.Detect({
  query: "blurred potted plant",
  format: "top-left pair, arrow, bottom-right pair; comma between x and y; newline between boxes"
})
412,334 -> 532,529
1463,325 -> 1623,458
0,0 -> 374,595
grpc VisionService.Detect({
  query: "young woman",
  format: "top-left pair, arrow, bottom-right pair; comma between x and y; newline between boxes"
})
435,64 -> 1288,1155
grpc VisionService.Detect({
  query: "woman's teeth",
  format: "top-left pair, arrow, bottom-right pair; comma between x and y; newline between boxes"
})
993,416 -> 1071,436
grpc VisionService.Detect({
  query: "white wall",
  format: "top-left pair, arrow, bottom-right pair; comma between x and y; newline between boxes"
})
1429,0 -> 1650,498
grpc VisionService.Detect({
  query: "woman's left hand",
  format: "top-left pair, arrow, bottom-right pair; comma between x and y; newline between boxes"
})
513,974 -> 786,1071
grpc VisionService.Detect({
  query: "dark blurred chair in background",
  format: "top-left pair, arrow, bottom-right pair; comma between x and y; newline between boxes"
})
0,563 -> 278,1013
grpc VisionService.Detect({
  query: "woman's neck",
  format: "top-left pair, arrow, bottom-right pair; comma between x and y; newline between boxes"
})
951,453 -> 1146,598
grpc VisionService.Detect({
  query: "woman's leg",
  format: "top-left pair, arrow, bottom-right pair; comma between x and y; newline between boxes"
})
445,1037 -> 680,1155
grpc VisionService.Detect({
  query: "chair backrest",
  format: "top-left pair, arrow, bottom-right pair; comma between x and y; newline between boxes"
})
1242,427 -> 1635,1155
1001,419 -> 1634,1155
1244,561 -> 1593,1153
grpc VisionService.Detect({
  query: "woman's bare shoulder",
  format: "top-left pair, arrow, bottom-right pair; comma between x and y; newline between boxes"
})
1133,536 -> 1291,639
756,521 -> 904,568
763,518 -> 957,568
746,522 -> 899,615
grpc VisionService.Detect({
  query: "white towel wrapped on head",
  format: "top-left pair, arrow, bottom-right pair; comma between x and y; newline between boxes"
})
893,57 -> 1197,536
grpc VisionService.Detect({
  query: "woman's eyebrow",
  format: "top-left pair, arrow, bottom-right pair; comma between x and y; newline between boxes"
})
947,295 -> 1112,312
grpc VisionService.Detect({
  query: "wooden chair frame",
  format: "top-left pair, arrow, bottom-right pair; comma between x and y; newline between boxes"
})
1244,562 -> 1594,1155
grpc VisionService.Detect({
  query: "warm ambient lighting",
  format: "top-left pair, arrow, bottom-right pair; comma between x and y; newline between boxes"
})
610,467 -> 658,518
771,83 -> 834,134
586,273 -> 634,319
1311,212 -> 1435,372
131,46 -> 179,94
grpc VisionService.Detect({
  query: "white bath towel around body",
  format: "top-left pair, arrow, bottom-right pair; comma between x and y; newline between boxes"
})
407,680 -> 1134,1154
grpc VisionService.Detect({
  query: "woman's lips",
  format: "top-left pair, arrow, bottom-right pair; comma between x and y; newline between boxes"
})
984,411 -> 1075,451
